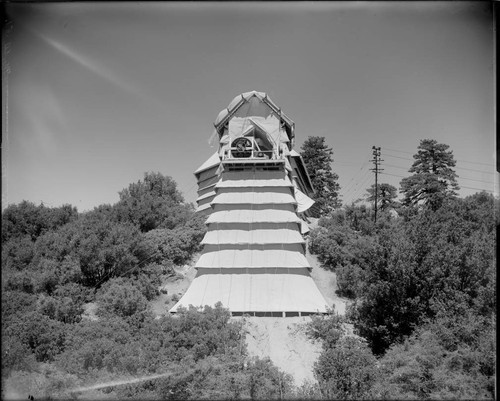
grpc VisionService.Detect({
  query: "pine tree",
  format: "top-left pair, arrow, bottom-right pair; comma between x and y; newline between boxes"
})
300,136 -> 341,217
366,183 -> 398,211
400,139 -> 459,210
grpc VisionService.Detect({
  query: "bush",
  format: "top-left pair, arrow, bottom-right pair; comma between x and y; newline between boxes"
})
2,290 -> 38,324
36,294 -> 83,324
247,357 -> 295,400
4,311 -> 67,363
336,263 -> 364,299
2,336 -> 37,375
314,336 -> 378,400
1,235 -> 34,270
4,270 -> 36,293
96,278 -> 149,318
306,312 -> 345,349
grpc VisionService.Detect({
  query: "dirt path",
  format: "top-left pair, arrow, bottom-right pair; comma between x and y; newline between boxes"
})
146,235 -> 350,386
150,255 -> 199,317
241,234 -> 350,387
241,316 -> 321,386
307,247 -> 349,315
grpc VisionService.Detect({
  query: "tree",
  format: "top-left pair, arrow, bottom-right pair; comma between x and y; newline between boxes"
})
95,278 -> 149,318
376,318 -> 495,400
314,336 -> 379,400
348,194 -> 496,355
114,172 -> 193,232
300,136 -> 341,216
366,183 -> 398,211
141,213 -> 206,267
400,139 -> 459,210
2,201 -> 78,242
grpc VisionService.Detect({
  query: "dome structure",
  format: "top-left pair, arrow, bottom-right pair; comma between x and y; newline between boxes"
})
170,92 -> 327,316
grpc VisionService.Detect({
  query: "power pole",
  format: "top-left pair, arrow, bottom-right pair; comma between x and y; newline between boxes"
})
370,146 -> 383,223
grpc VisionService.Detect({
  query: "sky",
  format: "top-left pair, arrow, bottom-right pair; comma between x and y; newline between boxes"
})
2,2 -> 496,212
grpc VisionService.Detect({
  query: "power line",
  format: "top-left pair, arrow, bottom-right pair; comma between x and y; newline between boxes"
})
380,172 -> 406,179
342,169 -> 372,201
458,176 -> 495,185
384,163 -> 409,170
348,173 -> 374,203
383,153 -> 494,175
455,166 -> 495,175
460,185 -> 495,193
383,163 -> 494,184
384,147 -> 494,167
341,153 -> 372,193
383,154 -> 413,161
383,147 -> 413,155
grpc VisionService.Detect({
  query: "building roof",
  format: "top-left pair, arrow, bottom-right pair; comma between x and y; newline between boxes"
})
214,90 -> 295,143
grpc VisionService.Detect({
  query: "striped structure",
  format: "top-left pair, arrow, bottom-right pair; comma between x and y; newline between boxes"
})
170,91 -> 328,316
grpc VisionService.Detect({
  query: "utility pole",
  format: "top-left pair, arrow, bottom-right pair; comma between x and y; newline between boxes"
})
370,146 -> 383,223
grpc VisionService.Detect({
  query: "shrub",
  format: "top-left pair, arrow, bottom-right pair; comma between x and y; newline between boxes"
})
314,336 -> 378,400
96,278 -> 149,318
306,312 -> 345,349
336,263 -> 364,299
36,294 -> 83,324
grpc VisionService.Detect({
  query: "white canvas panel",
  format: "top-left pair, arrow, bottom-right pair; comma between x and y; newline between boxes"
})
294,187 -> 315,213
300,220 -> 311,235
211,191 -> 296,205
205,222 -> 301,231
206,209 -> 301,224
202,243 -> 305,253
216,186 -> 292,195
169,274 -> 328,313
196,203 -> 212,213
196,166 -> 220,183
198,175 -> 220,191
196,248 -> 309,268
198,183 -> 217,197
211,203 -> 296,213
217,172 -> 292,188
228,116 -> 286,145
197,190 -> 216,203
194,152 -> 221,175
201,228 -> 304,245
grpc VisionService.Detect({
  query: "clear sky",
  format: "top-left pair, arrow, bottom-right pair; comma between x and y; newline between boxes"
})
2,2 -> 496,212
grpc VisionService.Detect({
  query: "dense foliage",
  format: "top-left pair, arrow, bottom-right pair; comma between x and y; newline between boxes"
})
400,139 -> 460,209
300,136 -> 341,216
307,191 -> 496,398
366,183 -> 398,211
305,139 -> 495,399
2,140 -> 496,400
2,173 -> 300,399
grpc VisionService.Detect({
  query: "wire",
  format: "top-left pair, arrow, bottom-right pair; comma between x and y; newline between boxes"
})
458,177 -> 495,185
350,173 -> 374,202
384,163 -> 409,170
380,172 -> 406,179
383,147 -> 413,155
384,147 -> 495,167
455,166 -> 495,175
382,154 -> 495,175
342,169 -> 372,201
460,185 -> 495,193
341,151 -> 373,194
383,154 -> 413,161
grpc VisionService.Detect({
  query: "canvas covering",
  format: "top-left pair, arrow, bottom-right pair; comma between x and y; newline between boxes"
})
211,191 -> 296,205
174,91 -> 327,315
169,274 -> 328,313
201,228 -> 304,245
195,248 -> 309,268
206,209 -> 301,224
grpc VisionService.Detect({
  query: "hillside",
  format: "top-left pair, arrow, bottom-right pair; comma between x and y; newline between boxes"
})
156,243 -> 349,386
